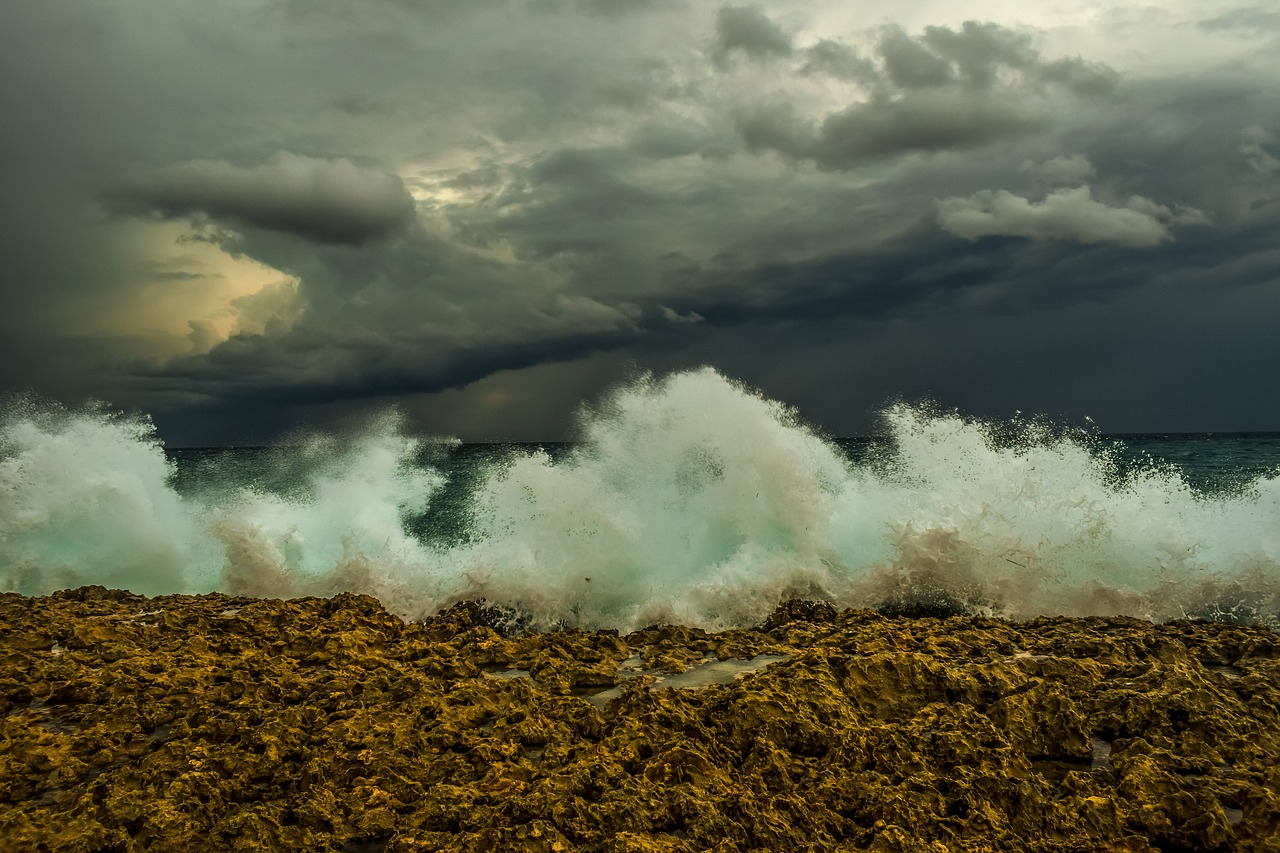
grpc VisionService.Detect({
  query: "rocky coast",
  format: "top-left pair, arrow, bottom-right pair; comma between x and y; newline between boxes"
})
2,587 -> 1279,852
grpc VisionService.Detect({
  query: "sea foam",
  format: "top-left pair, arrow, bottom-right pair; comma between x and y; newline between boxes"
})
2,370 -> 1278,630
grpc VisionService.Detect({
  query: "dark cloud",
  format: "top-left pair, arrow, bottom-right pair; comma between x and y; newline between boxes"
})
104,154 -> 417,245
490,148 -> 667,261
112,208 -> 649,411
135,321 -> 638,406
2,0 -> 1279,442
874,21 -> 1118,95
917,22 -> 1034,86
735,100 -> 815,159
627,119 -> 726,160
1240,126 -> 1280,173
657,196 -> 1272,338
813,93 -> 1045,165
739,93 -> 1045,167
877,25 -> 956,88
734,21 -> 1117,168
712,4 -> 794,65
900,21 -> 1117,96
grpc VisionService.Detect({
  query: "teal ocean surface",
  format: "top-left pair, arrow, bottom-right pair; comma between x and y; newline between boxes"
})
4,370 -> 1279,630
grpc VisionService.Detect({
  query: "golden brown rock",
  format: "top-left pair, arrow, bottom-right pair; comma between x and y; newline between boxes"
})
1,587 -> 1278,851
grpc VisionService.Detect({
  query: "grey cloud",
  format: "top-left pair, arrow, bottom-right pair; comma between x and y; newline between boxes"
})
1037,57 -> 1119,97
140,320 -> 639,406
942,24 -> 1113,96
712,4 -> 793,65
659,178 -> 1268,338
575,0 -> 673,17
271,0 -> 505,28
936,186 -> 1209,247
739,92 -> 1044,167
628,120 -> 720,160
1021,154 -> 1096,185
874,21 -> 1117,96
800,39 -> 877,82
814,94 -> 1044,166
735,21 -> 1116,169
499,148 -> 665,260
136,324 -> 636,414
1240,126 -> 1279,173
660,306 -> 705,324
330,95 -> 400,116
106,153 -> 417,245
1198,6 -> 1280,32
877,26 -> 955,88
918,21 -> 1035,87
736,100 -> 814,159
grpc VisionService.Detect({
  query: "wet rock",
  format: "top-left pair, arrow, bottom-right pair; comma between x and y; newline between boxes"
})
2,591 -> 1279,851
758,599 -> 838,633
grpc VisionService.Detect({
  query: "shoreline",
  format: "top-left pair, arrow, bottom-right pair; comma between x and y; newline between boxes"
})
2,587 -> 1279,851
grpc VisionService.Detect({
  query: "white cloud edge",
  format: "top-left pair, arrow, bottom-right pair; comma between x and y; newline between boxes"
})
936,185 -> 1210,247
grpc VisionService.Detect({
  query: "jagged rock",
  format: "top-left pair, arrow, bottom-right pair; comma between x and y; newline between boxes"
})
1,591 -> 1279,851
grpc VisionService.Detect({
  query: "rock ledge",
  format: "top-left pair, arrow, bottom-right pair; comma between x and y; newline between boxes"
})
3,588 -> 1279,852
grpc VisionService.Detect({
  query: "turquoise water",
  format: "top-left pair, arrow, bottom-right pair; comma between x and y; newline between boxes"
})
4,369 -> 1279,629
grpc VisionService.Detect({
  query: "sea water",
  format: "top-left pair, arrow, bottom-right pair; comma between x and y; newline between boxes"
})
2,369 -> 1278,631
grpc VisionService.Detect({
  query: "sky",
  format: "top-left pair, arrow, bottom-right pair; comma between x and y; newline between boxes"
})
2,0 -> 1278,445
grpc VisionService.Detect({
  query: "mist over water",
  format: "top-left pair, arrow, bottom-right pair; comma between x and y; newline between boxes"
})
3,369 -> 1279,631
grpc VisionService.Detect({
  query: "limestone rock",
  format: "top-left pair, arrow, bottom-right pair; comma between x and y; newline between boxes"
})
1,590 -> 1278,851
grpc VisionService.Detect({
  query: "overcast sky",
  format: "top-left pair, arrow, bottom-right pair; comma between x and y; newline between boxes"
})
2,0 -> 1278,444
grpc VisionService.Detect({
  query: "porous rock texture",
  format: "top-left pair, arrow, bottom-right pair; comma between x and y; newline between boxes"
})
2,587 -> 1279,852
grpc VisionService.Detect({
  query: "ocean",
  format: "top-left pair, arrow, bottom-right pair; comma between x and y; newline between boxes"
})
3,368 -> 1279,631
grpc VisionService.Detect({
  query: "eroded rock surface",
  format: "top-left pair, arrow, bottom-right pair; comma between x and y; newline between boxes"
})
2,588 -> 1279,851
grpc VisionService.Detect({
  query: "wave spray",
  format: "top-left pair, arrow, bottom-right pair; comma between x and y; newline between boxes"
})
3,370 -> 1278,630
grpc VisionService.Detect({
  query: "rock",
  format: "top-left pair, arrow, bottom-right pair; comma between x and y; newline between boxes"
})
1,590 -> 1278,851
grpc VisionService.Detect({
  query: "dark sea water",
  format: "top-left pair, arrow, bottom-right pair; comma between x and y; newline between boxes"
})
4,370 -> 1279,630
1103,433 -> 1280,493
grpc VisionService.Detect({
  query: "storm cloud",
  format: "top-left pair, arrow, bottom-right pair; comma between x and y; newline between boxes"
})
105,154 -> 417,245
2,0 -> 1279,443
712,4 -> 795,65
735,20 -> 1118,169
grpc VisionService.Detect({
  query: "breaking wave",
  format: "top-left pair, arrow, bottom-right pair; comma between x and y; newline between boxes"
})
2,369 -> 1278,630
